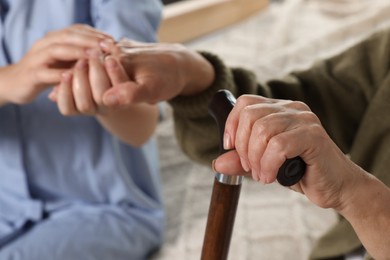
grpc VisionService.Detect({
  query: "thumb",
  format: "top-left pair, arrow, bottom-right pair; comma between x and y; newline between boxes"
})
104,56 -> 129,84
102,81 -> 139,108
213,150 -> 248,176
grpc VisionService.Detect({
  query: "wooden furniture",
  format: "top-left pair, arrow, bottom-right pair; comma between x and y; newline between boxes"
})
158,0 -> 269,43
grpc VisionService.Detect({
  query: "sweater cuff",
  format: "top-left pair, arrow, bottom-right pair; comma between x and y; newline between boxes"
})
168,51 -> 237,118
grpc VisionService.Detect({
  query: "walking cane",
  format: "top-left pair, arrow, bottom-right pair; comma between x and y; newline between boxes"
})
201,89 -> 306,260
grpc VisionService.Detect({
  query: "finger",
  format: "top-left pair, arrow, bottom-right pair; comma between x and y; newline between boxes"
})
57,72 -> 78,116
116,38 -> 155,49
260,127 -> 308,184
72,59 -> 96,115
104,56 -> 130,84
37,44 -> 90,65
88,50 -> 111,105
234,102 -> 279,176
68,24 -> 113,39
213,150 -> 250,176
39,26 -> 113,50
224,95 -> 274,177
100,39 -> 117,53
36,68 -> 69,87
48,86 -> 59,102
224,95 -> 272,151
247,113 -> 292,182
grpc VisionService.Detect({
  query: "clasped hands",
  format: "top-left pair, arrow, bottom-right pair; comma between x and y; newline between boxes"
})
2,24 -> 368,214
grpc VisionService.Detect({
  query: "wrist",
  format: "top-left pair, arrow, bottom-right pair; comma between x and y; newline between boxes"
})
180,50 -> 215,96
168,51 -> 236,118
337,165 -> 380,218
0,65 -> 16,106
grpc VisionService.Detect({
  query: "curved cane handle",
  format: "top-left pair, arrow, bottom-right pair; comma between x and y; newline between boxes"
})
208,90 -> 306,186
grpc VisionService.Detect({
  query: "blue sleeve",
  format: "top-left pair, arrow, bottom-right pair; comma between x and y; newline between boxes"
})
90,0 -> 163,42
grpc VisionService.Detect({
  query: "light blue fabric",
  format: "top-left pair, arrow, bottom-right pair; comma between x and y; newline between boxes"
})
0,0 -> 164,259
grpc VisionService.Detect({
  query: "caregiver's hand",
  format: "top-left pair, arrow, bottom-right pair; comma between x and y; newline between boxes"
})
0,24 -> 113,106
49,49 -> 159,147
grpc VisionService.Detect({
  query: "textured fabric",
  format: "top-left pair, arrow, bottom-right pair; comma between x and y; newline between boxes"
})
0,1 -> 164,259
169,27 -> 390,259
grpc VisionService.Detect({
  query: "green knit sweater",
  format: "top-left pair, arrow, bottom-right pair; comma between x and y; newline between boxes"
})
169,27 -> 390,259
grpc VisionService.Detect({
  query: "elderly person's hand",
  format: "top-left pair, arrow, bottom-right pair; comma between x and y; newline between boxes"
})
213,94 -> 366,211
213,94 -> 390,260
99,39 -> 215,107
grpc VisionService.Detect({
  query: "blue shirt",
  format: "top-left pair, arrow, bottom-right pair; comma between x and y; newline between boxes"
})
0,0 -> 164,255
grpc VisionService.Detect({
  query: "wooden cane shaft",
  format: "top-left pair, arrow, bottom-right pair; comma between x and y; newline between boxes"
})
200,179 -> 241,260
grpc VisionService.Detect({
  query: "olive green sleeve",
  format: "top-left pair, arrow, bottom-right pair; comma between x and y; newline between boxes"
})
265,28 -> 390,153
170,28 -> 390,258
168,51 -> 265,165
169,28 -> 390,169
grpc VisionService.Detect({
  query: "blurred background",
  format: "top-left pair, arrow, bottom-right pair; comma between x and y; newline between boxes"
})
153,0 -> 390,259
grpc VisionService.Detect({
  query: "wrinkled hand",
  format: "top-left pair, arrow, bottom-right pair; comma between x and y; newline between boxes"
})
99,40 -> 214,107
1,24 -> 113,105
213,94 -> 362,211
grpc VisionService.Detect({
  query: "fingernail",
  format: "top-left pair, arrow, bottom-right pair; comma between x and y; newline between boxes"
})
259,177 -> 266,185
252,169 -> 259,182
240,157 -> 250,172
48,91 -> 55,101
61,71 -> 72,82
211,159 -> 217,172
260,173 -> 270,184
223,133 -> 232,150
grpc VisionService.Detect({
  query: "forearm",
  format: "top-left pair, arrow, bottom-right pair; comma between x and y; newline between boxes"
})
338,170 -> 390,259
97,103 -> 159,147
0,65 -> 17,107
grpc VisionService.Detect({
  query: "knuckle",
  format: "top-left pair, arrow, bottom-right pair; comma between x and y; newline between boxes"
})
253,119 -> 269,139
307,124 -> 327,139
290,100 -> 311,111
236,95 -> 251,107
299,111 -> 320,124
240,106 -> 252,121
268,136 -> 286,153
